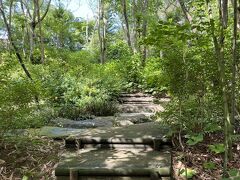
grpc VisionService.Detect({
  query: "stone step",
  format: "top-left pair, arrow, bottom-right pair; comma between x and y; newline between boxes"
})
65,123 -> 171,150
55,148 -> 172,180
118,104 -> 164,113
115,113 -> 155,123
119,93 -> 152,98
118,97 -> 154,103
50,117 -> 114,129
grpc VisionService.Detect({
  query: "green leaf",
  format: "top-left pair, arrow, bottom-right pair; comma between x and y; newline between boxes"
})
209,144 -> 225,154
228,168 -> 240,177
203,161 -> 216,170
186,134 -> 203,146
180,168 -> 197,179
204,123 -> 221,133
22,176 -> 28,180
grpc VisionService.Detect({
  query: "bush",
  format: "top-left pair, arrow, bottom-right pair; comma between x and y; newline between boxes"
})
107,40 -> 131,61
160,96 -> 223,134
0,76 -> 48,135
142,57 -> 168,93
31,54 -> 124,119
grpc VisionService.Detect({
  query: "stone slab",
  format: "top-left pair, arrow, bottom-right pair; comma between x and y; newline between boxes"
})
114,113 -> 154,124
67,122 -> 169,142
65,123 -> 171,149
119,93 -> 152,97
118,103 -> 164,113
39,126 -> 86,138
55,148 -> 172,178
51,117 -> 114,129
118,97 -> 154,103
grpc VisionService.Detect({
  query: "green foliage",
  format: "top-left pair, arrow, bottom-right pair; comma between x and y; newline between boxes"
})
30,52 -> 124,119
118,53 -> 143,90
0,73 -> 48,133
209,144 -> 225,154
142,57 -> 168,92
179,168 -> 197,179
107,40 -> 131,61
161,97 -> 223,133
185,134 -> 203,146
203,162 -> 216,170
228,169 -> 240,177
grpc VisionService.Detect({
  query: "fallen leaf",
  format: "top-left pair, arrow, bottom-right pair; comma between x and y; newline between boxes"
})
0,159 -> 5,165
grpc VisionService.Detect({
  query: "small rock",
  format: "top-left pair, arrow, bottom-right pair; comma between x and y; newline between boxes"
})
115,120 -> 134,126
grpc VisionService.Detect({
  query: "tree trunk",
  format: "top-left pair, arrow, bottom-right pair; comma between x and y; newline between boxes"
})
141,0 -> 148,66
86,16 -> 89,44
98,0 -> 106,64
23,0 -> 51,63
121,0 -> 133,52
231,0 -> 237,145
35,0 -> 45,64
132,0 -> 139,53
102,1 -> 107,64
177,0 -> 192,23
0,0 -> 33,80
98,0 -> 103,64
206,0 -> 232,176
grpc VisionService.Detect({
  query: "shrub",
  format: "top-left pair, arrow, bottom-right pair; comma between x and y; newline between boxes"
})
161,96 -> 223,134
142,57 -> 168,93
107,40 -> 131,61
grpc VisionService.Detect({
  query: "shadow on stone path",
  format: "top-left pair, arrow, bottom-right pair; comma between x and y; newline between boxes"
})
52,93 -> 172,180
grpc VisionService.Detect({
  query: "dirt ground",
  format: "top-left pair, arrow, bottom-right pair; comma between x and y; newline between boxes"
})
0,136 -> 64,180
172,133 -> 240,179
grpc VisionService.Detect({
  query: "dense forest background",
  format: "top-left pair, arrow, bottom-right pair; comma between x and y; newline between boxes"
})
0,0 -> 240,179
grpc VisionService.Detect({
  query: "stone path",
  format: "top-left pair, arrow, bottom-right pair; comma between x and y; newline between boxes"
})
54,93 -> 172,180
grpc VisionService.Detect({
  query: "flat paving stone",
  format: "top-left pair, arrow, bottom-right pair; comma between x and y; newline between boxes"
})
119,97 -> 154,103
56,148 -> 172,178
119,93 -> 152,97
51,117 -> 114,129
66,122 -> 170,148
118,103 -> 165,113
67,122 -> 169,140
39,126 -> 86,138
115,113 -> 154,124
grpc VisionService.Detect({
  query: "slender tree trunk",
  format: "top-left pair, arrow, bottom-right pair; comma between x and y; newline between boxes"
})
8,0 -> 13,53
231,0 -> 237,143
102,1 -> 106,64
0,1 -> 32,80
230,0 -> 240,28
177,0 -> 192,23
20,0 -> 27,58
132,0 -> 139,53
219,1 -> 232,175
206,0 -> 232,176
98,0 -> 103,64
23,0 -> 51,63
121,0 -> 133,52
29,2 -> 37,63
98,0 -> 106,64
86,16 -> 89,44
141,0 -> 148,66
36,0 -> 45,64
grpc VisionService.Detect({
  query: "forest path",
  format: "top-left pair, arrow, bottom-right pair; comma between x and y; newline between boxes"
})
55,93 -> 172,180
